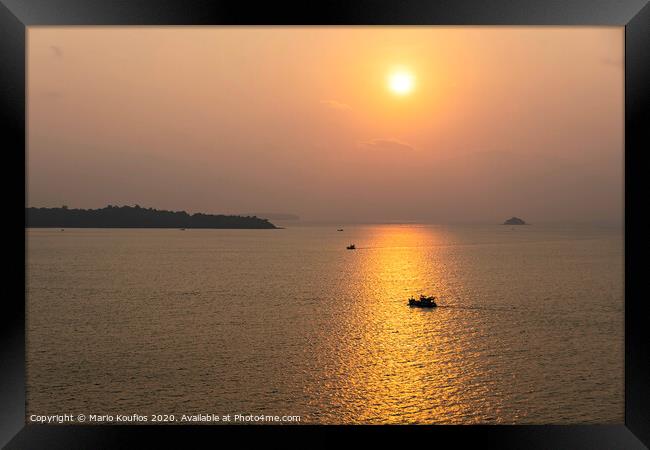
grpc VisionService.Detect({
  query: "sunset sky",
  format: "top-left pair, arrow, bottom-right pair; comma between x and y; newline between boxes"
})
28,27 -> 623,223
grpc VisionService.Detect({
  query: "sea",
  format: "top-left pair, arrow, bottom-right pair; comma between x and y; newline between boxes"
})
26,223 -> 624,424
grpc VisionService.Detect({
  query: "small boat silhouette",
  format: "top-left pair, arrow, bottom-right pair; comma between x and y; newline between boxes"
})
337,229 -> 344,231
408,294 -> 437,308
346,244 -> 356,250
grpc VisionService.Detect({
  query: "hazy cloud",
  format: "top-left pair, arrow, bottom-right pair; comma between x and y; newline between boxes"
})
50,45 -> 63,57
320,100 -> 351,111
360,139 -> 415,152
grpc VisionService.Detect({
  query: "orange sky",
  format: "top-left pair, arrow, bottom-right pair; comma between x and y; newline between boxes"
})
28,27 -> 623,223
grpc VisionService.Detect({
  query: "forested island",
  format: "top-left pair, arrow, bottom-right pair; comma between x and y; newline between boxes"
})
243,212 -> 300,221
26,205 -> 278,229
503,217 -> 527,225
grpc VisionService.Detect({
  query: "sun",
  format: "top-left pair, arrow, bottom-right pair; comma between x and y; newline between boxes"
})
388,70 -> 415,96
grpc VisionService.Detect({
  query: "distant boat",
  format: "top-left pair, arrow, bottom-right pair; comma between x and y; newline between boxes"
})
346,244 -> 356,250
180,228 -> 186,231
408,294 -> 437,308
337,229 -> 344,231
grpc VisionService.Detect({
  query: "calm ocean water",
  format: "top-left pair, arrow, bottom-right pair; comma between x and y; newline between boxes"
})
26,224 -> 623,424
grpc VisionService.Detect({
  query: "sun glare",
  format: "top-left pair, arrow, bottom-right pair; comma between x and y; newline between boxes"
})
388,71 -> 415,95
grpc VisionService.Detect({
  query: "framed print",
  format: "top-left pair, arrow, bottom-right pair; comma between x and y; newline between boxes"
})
1,0 -> 648,448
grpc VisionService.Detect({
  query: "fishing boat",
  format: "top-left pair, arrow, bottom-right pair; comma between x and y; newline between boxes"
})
346,244 -> 356,250
408,294 -> 437,308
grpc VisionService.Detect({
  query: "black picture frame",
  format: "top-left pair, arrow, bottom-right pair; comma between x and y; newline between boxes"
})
2,0 -> 648,448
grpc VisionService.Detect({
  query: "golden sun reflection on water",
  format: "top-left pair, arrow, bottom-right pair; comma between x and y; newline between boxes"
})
332,225 -> 475,424
27,226 -> 623,424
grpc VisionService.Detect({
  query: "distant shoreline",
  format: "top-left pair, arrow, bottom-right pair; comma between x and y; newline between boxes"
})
26,226 -> 284,230
26,205 -> 278,229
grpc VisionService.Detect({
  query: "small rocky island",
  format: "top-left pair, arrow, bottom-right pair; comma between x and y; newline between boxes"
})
26,205 -> 278,229
503,217 -> 527,225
